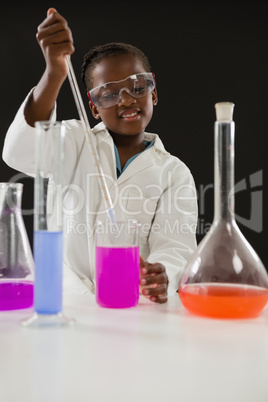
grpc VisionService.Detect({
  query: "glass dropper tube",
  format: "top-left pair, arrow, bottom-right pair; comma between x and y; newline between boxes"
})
178,102 -> 268,319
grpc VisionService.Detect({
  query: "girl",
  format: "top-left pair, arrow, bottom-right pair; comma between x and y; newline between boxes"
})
3,8 -> 198,303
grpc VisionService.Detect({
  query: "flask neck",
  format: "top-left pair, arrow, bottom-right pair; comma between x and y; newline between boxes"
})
214,121 -> 235,222
0,183 -> 23,214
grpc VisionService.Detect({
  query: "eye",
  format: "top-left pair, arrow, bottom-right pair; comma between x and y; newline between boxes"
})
101,92 -> 117,100
133,86 -> 146,94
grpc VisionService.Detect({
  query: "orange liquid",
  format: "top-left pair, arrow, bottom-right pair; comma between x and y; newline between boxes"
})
179,283 -> 268,318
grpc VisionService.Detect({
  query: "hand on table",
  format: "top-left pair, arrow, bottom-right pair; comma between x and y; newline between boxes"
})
139,256 -> 168,304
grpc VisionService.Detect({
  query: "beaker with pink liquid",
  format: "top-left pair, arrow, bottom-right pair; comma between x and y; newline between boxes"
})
95,220 -> 140,308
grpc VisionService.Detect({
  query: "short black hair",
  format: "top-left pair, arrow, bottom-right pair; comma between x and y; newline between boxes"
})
81,42 -> 151,92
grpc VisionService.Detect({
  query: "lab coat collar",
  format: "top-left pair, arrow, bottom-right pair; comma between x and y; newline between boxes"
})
92,121 -> 169,156
91,121 -> 170,187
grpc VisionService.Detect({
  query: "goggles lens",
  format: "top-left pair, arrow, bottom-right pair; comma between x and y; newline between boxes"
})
88,72 -> 155,109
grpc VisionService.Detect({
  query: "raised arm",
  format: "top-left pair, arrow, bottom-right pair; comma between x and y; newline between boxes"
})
24,8 -> 74,126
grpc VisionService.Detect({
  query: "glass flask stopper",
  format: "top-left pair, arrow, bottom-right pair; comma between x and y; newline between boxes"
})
0,182 -> 34,310
179,102 -> 268,319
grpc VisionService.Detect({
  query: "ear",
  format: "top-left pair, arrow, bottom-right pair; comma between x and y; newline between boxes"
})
152,88 -> 158,106
89,101 -> 101,120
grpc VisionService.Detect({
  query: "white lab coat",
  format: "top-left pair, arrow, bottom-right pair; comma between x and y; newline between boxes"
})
2,90 -> 198,295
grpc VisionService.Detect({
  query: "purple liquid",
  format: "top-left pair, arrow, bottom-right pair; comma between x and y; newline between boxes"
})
0,281 -> 34,310
96,245 -> 139,308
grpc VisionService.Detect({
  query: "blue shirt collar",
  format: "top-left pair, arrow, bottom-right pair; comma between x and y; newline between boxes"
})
114,140 -> 154,178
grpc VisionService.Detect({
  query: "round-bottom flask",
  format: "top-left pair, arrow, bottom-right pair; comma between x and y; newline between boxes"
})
178,103 -> 268,319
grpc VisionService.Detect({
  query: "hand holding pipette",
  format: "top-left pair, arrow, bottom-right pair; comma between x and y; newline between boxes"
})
45,8 -> 115,223
24,8 -> 74,126
30,7 -> 116,224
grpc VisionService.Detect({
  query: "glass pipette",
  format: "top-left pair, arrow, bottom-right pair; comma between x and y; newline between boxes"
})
65,55 -> 116,224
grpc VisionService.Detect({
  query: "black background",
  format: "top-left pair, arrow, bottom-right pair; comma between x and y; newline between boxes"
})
1,1 -> 267,268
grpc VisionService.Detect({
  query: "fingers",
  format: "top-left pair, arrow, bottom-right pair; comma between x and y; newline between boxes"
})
140,255 -> 148,268
47,7 -> 57,17
140,284 -> 168,304
139,260 -> 169,304
140,262 -> 165,276
140,272 -> 167,286
37,9 -> 62,32
36,10 -> 74,56
151,294 -> 168,304
142,284 -> 167,297
140,262 -> 168,287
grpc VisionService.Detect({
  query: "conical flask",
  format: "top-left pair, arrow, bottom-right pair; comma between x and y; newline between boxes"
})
0,183 -> 34,310
178,102 -> 268,319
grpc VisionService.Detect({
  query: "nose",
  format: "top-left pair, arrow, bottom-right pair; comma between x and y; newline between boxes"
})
118,88 -> 137,106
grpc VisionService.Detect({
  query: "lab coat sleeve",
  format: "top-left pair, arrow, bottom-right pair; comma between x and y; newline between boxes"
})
2,89 -> 57,176
2,90 -> 86,187
147,162 -> 198,295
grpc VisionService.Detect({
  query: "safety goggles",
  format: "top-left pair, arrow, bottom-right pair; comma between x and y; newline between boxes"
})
87,72 -> 155,109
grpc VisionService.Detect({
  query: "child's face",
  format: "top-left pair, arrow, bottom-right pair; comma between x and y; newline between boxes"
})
89,54 -> 157,137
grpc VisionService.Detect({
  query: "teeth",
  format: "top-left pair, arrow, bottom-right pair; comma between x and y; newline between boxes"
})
123,112 -> 137,118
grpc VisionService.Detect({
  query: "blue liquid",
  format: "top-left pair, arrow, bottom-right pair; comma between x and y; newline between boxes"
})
34,231 -> 63,314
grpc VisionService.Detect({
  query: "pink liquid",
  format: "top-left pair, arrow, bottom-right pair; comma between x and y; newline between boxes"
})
96,246 -> 139,308
0,281 -> 34,311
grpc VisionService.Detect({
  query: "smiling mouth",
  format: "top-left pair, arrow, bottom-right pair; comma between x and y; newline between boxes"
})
122,112 -> 138,118
120,110 -> 141,120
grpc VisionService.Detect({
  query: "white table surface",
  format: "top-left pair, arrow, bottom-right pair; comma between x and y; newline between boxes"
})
1,292 -> 268,402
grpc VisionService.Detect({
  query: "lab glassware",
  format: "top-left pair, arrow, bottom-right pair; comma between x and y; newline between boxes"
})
178,102 -> 268,319
65,56 -> 116,224
0,183 -> 34,310
22,121 -> 74,327
95,220 -> 140,308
